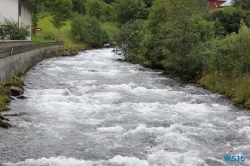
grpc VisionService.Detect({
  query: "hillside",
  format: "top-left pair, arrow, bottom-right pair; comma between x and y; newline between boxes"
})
32,16 -> 119,49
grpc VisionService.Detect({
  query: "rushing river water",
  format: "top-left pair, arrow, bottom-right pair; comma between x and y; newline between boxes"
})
0,48 -> 250,166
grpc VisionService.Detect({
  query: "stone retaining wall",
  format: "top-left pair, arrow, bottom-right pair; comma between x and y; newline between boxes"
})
0,41 -> 64,85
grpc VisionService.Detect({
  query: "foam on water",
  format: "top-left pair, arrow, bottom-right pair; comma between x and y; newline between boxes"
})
1,48 -> 250,165
3,156 -> 148,166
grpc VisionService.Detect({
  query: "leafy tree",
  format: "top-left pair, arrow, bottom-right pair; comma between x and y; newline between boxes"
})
0,19 -> 30,40
233,0 -> 250,10
103,0 -> 115,4
207,7 -> 250,37
116,20 -> 144,57
143,0 -> 153,7
205,22 -> 250,76
112,0 -> 148,24
71,15 -> 110,47
72,0 -> 87,15
46,0 -> 72,30
86,0 -> 106,21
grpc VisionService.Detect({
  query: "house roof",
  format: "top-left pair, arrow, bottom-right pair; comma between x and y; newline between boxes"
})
21,0 -> 37,12
220,0 -> 233,7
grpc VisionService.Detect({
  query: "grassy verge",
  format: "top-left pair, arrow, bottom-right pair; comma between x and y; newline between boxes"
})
33,16 -> 120,49
33,16 -> 88,49
199,72 -> 250,108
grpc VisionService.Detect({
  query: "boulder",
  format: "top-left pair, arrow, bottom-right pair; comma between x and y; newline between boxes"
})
0,119 -> 11,128
10,86 -> 24,96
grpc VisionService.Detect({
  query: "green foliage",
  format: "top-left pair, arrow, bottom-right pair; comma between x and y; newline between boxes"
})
205,23 -> 250,76
102,22 -> 120,41
86,0 -> 106,21
72,0 -> 87,15
143,0 -> 153,7
116,19 -> 144,57
0,18 -> 30,40
46,0 -> 72,30
234,0 -> 250,10
71,15 -> 110,47
112,0 -> 149,24
141,0 -> 212,75
104,0 -> 115,4
207,7 -> 250,37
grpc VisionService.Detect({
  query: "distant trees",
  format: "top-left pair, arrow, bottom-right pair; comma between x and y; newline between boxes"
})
112,0 -> 149,24
115,0 -> 250,80
46,0 -> 72,30
71,15 -> 110,47
233,0 -> 250,10
72,0 -> 87,15
207,7 -> 250,37
86,0 -> 106,21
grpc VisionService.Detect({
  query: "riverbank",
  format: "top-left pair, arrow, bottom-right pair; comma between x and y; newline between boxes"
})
123,56 -> 250,110
0,76 -> 24,128
199,72 -> 250,109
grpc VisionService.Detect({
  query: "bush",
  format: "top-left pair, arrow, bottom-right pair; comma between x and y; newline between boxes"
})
71,15 -> 110,47
206,7 -> 250,37
205,22 -> 250,76
0,18 -> 30,40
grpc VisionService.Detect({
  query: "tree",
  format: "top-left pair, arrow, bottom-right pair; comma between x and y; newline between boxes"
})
233,0 -> 250,10
72,0 -> 87,15
86,0 -> 106,21
207,7 -> 250,37
103,0 -> 115,4
112,0 -> 149,24
46,0 -> 72,30
143,0 -> 153,7
71,15 -> 110,47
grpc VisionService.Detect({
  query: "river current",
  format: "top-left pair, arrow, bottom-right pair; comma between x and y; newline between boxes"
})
0,48 -> 249,166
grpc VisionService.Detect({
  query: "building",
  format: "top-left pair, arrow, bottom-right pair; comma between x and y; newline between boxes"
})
0,0 -> 36,40
220,0 -> 234,7
207,0 -> 227,9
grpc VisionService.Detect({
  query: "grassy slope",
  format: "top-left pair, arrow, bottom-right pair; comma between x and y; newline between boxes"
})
33,17 -> 120,48
102,22 -> 120,41
199,73 -> 250,108
33,16 -> 87,48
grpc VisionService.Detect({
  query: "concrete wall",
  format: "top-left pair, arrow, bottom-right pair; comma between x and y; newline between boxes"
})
0,45 -> 64,85
0,40 -> 33,48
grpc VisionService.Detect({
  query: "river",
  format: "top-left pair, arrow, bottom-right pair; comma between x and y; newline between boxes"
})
0,48 -> 249,166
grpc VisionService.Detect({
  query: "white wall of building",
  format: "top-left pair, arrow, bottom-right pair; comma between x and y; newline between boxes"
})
0,0 -> 35,40
0,0 -> 19,24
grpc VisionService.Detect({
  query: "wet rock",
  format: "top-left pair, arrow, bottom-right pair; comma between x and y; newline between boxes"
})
116,58 -> 124,62
0,119 -> 11,128
10,86 -> 24,96
0,114 -> 9,121
16,95 -> 28,99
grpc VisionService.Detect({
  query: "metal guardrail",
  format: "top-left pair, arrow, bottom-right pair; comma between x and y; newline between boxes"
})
0,41 -> 63,59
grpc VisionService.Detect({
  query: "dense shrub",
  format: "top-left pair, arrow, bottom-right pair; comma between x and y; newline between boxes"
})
205,23 -> 250,76
112,0 -> 149,24
0,19 -> 30,40
207,7 -> 250,37
71,15 -> 110,47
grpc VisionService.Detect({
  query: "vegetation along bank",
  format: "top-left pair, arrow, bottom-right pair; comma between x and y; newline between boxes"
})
115,0 -> 250,109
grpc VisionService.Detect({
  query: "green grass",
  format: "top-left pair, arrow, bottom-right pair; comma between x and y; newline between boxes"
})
102,22 -> 120,41
33,17 -> 120,48
199,72 -> 250,108
33,16 -> 87,48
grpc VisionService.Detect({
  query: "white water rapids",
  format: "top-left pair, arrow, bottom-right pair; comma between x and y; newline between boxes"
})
0,48 -> 249,166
